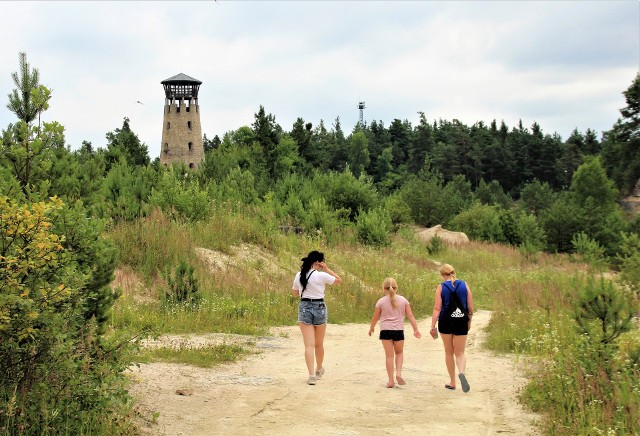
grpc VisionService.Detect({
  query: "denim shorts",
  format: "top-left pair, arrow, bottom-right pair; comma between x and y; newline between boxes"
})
298,300 -> 328,325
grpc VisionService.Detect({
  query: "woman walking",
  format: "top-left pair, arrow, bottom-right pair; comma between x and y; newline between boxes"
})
368,277 -> 421,388
429,263 -> 474,392
291,250 -> 342,385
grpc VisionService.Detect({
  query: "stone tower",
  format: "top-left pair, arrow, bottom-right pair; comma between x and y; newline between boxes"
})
160,73 -> 204,169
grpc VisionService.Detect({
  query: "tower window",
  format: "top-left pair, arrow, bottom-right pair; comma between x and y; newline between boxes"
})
187,121 -> 191,130
189,163 -> 195,169
167,122 -> 170,130
188,142 -> 193,152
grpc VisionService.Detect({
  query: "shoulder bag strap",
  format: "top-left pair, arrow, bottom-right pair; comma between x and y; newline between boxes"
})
300,270 -> 315,299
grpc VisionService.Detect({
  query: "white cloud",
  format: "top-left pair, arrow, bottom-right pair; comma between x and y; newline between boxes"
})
0,1 -> 637,159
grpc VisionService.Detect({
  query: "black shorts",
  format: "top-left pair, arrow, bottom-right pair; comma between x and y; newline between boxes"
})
379,330 -> 405,341
438,317 -> 469,336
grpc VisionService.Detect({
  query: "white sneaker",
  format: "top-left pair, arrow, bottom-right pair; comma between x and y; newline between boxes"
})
307,375 -> 317,385
315,367 -> 325,378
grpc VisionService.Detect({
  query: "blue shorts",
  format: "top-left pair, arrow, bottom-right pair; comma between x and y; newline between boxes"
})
298,300 -> 327,325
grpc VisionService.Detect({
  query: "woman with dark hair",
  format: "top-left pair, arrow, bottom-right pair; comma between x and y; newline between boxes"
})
291,250 -> 342,385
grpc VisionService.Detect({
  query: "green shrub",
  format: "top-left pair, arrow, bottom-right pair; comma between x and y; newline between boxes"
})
383,193 -> 412,228
449,202 -> 503,242
315,169 -> 379,221
397,176 -> 446,227
149,169 -> 210,221
515,210 -> 546,252
427,235 -> 445,255
571,232 -> 607,270
0,196 -> 133,433
355,208 -> 392,247
165,260 -> 200,305
573,276 -> 634,345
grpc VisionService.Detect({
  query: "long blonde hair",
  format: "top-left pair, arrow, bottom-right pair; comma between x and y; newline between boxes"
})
439,264 -> 456,286
383,277 -> 398,309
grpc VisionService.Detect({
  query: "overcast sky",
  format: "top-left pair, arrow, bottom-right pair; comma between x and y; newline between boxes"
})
0,1 -> 638,159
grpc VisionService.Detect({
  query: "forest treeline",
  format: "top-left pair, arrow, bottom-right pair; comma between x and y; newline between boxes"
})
0,52 -> 639,433
2,66 -> 638,257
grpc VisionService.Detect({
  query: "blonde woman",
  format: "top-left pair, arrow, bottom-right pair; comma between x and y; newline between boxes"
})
369,277 -> 422,388
430,264 -> 474,392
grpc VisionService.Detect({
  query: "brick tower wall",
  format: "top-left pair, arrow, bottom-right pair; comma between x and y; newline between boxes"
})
160,99 -> 204,169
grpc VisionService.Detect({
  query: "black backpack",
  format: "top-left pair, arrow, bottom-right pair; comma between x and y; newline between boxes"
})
443,281 -> 468,320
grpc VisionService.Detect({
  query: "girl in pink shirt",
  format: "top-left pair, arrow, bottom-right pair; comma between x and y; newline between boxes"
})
368,277 -> 421,388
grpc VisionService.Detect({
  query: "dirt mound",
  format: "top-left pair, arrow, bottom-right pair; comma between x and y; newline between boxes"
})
415,224 -> 470,246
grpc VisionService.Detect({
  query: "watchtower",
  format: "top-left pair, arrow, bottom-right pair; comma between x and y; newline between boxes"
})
160,73 -> 204,169
358,101 -> 366,127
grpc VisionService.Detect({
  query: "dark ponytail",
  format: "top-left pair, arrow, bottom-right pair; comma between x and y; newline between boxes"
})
300,250 -> 324,289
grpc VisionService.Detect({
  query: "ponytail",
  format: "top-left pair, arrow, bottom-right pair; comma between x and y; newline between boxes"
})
383,277 -> 399,309
300,250 -> 324,289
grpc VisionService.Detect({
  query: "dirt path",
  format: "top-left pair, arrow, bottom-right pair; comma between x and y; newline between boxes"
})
129,310 -> 540,435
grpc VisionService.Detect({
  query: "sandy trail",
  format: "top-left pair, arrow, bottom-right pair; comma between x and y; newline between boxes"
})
129,310 -> 539,435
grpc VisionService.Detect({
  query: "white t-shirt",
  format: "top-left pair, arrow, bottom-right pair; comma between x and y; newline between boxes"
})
292,270 -> 336,299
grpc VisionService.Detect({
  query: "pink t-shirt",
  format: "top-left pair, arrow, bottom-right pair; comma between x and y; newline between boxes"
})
375,295 -> 410,331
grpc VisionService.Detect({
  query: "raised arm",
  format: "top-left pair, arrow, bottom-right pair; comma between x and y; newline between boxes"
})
319,261 -> 342,284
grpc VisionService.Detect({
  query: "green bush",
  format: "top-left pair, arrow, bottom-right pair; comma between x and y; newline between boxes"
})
515,210 -> 547,252
383,193 -> 413,228
165,260 -> 199,305
573,276 -> 635,345
449,202 -> 503,242
427,235 -> 445,255
315,169 -> 379,221
0,196 -> 133,433
571,232 -> 607,270
355,208 -> 392,247
397,176 -> 445,227
149,169 -> 210,221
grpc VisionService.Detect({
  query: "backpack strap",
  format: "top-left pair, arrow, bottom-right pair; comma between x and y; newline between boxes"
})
300,270 -> 315,299
442,280 -> 459,294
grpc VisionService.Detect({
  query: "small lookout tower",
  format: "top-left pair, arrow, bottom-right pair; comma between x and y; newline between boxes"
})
160,73 -> 204,169
358,101 -> 366,127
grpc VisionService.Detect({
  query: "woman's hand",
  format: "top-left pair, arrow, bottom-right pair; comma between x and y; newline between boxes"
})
430,328 -> 438,339
368,328 -> 374,336
414,330 -> 422,339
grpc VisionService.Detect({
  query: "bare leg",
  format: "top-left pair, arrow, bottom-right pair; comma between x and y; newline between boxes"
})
299,323 -> 316,376
453,334 -> 467,374
440,333 -> 456,387
381,340 -> 395,387
394,340 -> 405,383
314,323 -> 327,372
